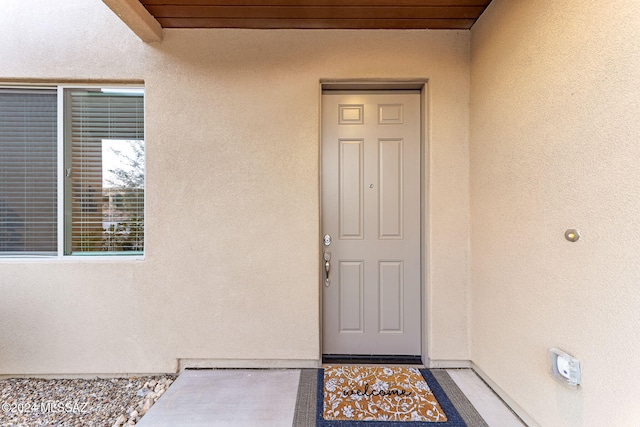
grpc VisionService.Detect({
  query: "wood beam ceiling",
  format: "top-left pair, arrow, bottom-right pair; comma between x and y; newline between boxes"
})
138,0 -> 492,30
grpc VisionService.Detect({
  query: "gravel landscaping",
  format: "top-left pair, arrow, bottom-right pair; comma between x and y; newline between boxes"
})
0,375 -> 176,427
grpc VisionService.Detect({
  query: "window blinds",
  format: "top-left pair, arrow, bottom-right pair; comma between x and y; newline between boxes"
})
0,89 -> 57,255
66,89 -> 144,254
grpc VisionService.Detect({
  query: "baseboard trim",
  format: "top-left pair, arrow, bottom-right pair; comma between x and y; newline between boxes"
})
471,362 -> 539,427
177,358 -> 320,371
425,359 -> 473,369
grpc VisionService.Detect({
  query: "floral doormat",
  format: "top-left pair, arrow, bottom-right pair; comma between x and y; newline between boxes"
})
318,366 -> 467,426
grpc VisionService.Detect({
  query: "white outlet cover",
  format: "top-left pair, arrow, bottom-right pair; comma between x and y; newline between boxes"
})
548,348 -> 581,388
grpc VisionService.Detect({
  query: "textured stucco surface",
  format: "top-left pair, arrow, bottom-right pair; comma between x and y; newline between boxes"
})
0,0 -> 470,374
470,0 -> 640,425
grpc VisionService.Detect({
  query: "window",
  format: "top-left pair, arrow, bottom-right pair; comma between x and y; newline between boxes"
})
0,86 -> 144,257
0,88 -> 57,255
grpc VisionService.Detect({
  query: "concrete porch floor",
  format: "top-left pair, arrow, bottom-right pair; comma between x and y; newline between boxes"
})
136,368 -> 525,426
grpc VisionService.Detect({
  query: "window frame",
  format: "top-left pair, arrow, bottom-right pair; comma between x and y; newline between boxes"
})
0,84 -> 145,261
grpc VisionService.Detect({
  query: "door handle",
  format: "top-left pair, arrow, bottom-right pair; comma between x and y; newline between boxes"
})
323,250 -> 331,287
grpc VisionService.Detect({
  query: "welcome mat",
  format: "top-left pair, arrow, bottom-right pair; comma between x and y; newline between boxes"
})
317,366 -> 468,426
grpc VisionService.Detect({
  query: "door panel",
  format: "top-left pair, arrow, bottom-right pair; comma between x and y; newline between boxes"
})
339,261 -> 364,332
379,139 -> 404,238
322,91 -> 421,356
339,140 -> 364,239
379,260 -> 404,332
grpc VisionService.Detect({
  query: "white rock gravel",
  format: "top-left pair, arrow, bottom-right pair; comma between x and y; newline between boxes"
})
0,375 -> 175,427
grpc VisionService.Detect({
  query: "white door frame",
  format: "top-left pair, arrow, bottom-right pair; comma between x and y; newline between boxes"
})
318,80 -> 429,364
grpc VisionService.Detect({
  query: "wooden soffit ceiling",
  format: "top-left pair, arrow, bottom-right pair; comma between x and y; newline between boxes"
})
102,0 -> 493,42
138,0 -> 492,30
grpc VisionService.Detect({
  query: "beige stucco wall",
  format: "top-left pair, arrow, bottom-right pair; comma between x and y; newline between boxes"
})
0,0 -> 471,374
471,0 -> 640,425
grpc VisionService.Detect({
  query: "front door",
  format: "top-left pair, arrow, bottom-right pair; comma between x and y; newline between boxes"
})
322,90 -> 421,356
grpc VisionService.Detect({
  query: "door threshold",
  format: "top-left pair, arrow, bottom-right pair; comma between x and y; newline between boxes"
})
322,354 -> 422,365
